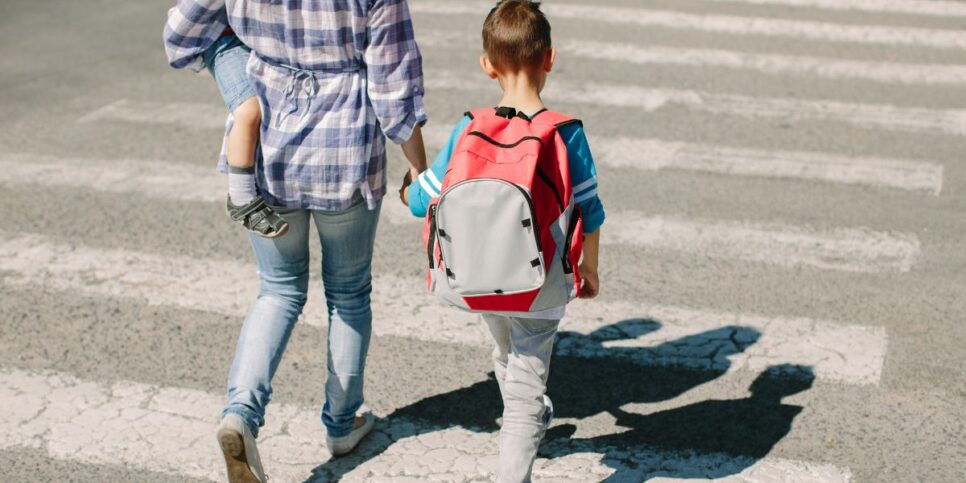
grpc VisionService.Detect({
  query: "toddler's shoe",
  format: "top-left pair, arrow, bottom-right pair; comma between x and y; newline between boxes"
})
326,411 -> 376,457
227,195 -> 289,238
217,413 -> 267,483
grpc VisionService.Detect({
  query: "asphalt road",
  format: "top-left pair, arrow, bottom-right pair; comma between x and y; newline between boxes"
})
1,0 -> 965,481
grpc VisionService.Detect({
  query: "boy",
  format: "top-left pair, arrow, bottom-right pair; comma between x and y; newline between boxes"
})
404,1 -> 604,480
164,8 -> 288,238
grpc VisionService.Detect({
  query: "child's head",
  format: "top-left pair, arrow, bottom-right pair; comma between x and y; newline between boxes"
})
480,0 -> 555,90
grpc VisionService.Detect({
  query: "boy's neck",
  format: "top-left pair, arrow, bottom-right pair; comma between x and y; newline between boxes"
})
496,70 -> 545,117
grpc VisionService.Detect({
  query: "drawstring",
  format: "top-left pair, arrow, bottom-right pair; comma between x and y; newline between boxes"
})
254,53 -> 364,128
278,68 -> 319,128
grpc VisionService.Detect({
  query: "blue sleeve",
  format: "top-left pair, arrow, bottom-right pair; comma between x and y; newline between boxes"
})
560,123 -> 605,233
408,115 -> 472,217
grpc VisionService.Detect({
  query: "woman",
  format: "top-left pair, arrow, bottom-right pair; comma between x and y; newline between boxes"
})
164,1 -> 428,481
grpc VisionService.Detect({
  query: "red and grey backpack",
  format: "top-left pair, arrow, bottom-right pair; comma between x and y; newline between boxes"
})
422,106 -> 584,313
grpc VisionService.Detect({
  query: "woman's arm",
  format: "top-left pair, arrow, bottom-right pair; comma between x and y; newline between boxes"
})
163,0 -> 228,72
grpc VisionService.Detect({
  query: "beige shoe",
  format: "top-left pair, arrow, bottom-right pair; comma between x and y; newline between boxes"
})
326,411 -> 376,457
217,414 -> 267,483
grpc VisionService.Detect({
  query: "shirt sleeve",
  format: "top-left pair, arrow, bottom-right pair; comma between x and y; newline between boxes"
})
561,123 -> 606,233
408,115 -> 471,217
365,0 -> 428,145
162,0 -> 228,72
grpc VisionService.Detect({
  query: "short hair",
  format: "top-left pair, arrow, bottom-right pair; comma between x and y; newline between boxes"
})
482,0 -> 552,71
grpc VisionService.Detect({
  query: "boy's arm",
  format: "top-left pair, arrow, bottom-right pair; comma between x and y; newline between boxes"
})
561,124 -> 606,233
163,0 -> 228,72
406,116 -> 471,216
560,123 -> 605,299
365,0 -> 428,145
579,229 -> 600,299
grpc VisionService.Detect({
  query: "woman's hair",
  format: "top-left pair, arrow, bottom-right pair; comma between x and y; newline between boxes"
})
482,0 -> 552,71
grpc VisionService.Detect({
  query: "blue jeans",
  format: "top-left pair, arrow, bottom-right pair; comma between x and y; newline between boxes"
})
222,194 -> 381,438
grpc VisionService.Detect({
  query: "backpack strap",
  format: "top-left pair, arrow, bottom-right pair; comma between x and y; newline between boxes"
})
467,107 -> 582,128
529,109 -> 582,129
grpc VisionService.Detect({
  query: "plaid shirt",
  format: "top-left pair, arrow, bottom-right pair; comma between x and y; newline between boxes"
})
164,0 -> 427,210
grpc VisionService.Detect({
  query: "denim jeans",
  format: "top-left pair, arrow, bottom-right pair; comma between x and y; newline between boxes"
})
482,314 -> 560,483
222,194 -> 380,438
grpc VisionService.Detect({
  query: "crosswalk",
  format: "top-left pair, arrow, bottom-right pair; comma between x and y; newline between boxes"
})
5,0 -> 963,480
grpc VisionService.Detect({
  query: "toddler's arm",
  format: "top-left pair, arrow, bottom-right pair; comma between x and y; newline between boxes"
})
163,0 -> 229,72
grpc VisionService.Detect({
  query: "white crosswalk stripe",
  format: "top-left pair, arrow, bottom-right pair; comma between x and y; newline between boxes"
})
0,368 -> 855,482
72,101 -> 949,194
421,126 -> 944,194
380,199 -> 919,274
0,151 -> 922,273
559,40 -> 966,87
428,73 -> 966,136
419,32 -> 966,86
0,231 -> 888,384
703,0 -> 966,17
411,0 -> 966,50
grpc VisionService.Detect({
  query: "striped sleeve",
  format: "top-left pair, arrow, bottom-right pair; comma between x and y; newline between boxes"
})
162,0 -> 228,72
408,115 -> 471,217
560,123 -> 606,233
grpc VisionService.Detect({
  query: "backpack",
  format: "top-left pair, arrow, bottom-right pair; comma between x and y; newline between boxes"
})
422,106 -> 584,313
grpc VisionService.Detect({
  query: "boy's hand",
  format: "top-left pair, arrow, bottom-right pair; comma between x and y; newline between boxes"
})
399,170 -> 414,206
578,263 -> 599,299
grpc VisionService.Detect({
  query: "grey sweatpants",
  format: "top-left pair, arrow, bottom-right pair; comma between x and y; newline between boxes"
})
481,314 -> 560,483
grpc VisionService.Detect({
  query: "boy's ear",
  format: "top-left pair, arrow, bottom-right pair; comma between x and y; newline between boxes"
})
543,47 -> 557,73
480,55 -> 499,79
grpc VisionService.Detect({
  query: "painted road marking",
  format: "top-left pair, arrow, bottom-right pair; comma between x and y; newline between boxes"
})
0,368 -> 854,482
69,104 -> 948,194
79,99 -> 226,129
419,32 -> 966,86
422,126 -> 944,194
704,0 -> 966,17
0,232 -> 888,384
0,151 -> 922,274
381,195 -> 920,275
561,40 -> 966,87
85,85 -> 966,136
1,152 -> 923,274
428,73 -> 966,136
607,213 -> 919,273
411,0 -> 966,50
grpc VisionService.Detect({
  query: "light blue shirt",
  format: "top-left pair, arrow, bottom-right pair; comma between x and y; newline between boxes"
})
408,114 -> 606,233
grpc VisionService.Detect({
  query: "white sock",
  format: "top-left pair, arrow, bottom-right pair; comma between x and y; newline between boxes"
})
228,166 -> 256,205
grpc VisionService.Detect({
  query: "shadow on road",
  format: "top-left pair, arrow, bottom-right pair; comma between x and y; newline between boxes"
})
305,319 -> 813,481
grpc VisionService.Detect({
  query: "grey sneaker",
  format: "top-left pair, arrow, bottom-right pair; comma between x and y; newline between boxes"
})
326,411 -> 376,457
227,195 -> 289,239
541,395 -> 554,427
217,414 -> 267,483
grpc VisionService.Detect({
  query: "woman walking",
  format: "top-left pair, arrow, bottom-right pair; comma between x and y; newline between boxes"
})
164,1 -> 428,481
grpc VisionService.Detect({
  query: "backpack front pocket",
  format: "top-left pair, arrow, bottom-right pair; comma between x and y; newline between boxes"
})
434,179 -> 545,296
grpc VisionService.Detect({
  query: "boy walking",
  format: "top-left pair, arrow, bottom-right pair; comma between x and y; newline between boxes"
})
404,1 -> 604,480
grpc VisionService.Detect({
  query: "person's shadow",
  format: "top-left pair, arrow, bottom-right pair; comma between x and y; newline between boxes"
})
306,319 -> 774,482
540,363 -> 816,481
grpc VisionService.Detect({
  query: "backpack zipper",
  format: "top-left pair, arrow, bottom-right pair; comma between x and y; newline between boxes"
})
561,206 -> 581,274
427,204 -> 438,269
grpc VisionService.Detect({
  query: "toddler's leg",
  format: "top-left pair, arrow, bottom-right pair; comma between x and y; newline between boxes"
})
226,97 -> 261,205
495,316 -> 559,483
